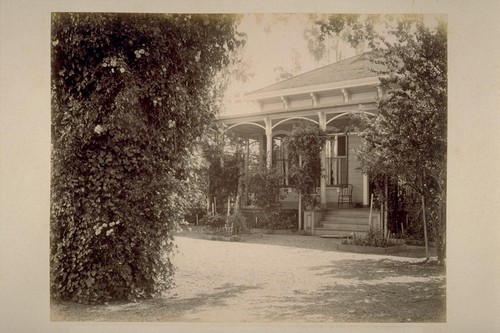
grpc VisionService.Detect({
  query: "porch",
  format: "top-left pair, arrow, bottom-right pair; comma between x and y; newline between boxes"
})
217,53 -> 387,233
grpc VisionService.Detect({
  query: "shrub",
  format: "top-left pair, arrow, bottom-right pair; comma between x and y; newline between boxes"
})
342,226 -> 397,248
200,213 -> 227,229
243,167 -> 284,212
226,212 -> 248,234
243,167 -> 285,229
267,211 -> 297,230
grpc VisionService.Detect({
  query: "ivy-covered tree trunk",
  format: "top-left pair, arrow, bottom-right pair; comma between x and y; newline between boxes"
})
50,13 -> 243,303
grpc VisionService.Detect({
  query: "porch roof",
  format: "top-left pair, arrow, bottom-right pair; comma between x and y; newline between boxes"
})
246,52 -> 385,100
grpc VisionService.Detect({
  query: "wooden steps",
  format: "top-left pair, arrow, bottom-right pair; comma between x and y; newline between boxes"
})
315,208 -> 377,237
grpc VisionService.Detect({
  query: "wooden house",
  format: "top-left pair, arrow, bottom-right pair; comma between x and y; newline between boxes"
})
218,53 -> 385,235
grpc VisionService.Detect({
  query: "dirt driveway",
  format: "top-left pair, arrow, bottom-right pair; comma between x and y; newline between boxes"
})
51,235 -> 445,323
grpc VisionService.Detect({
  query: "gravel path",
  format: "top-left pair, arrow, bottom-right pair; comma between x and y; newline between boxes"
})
51,235 -> 445,322
167,236 -> 444,322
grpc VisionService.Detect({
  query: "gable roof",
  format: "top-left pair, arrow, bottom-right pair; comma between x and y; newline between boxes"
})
246,52 -> 384,98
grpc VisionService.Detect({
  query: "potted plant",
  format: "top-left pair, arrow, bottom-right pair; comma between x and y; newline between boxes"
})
304,193 -> 319,211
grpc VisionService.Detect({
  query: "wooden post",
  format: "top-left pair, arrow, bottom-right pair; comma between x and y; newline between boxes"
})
363,174 -> 369,207
298,194 -> 302,231
298,155 -> 303,230
318,111 -> 327,210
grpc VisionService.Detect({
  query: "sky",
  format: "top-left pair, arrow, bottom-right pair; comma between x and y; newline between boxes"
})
220,14 -> 357,115
219,13 -> 448,116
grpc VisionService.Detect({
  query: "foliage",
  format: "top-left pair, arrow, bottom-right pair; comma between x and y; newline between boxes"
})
50,13 -> 243,303
304,25 -> 327,65
199,212 -> 248,235
271,212 -> 298,230
226,212 -> 248,234
317,15 -> 447,264
182,149 -> 210,223
285,124 -> 327,206
199,213 -> 227,229
200,127 -> 245,214
273,49 -> 302,81
243,166 -> 285,226
342,226 -> 397,248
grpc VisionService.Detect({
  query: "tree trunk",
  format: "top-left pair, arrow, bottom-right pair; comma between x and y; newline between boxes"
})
384,176 -> 388,239
421,194 -> 430,261
435,197 -> 446,265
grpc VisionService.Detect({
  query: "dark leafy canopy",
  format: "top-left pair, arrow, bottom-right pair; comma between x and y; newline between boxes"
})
50,13 -> 244,303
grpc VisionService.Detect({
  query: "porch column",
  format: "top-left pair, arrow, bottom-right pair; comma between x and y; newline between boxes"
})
318,111 -> 327,210
265,117 -> 273,168
258,132 -> 264,167
244,137 -> 250,206
363,173 -> 369,207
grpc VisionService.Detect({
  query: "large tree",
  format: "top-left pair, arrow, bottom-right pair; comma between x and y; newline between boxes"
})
318,15 -> 447,264
51,13 -> 244,303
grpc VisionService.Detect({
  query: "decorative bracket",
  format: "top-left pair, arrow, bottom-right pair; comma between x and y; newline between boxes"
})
341,88 -> 351,103
281,96 -> 290,110
310,92 -> 319,107
377,85 -> 385,99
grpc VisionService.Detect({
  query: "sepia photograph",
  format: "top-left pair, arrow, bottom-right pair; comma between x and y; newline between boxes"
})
49,12 -> 446,323
1,1 -> 499,332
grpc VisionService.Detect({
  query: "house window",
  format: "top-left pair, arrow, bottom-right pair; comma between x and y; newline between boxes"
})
326,135 -> 348,186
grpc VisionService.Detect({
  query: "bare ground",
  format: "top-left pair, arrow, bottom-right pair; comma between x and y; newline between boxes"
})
51,232 -> 445,323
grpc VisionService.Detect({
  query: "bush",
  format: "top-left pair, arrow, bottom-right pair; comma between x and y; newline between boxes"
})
226,212 -> 248,234
243,167 -> 284,211
342,226 -> 397,248
266,211 -> 297,230
200,213 -> 227,229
